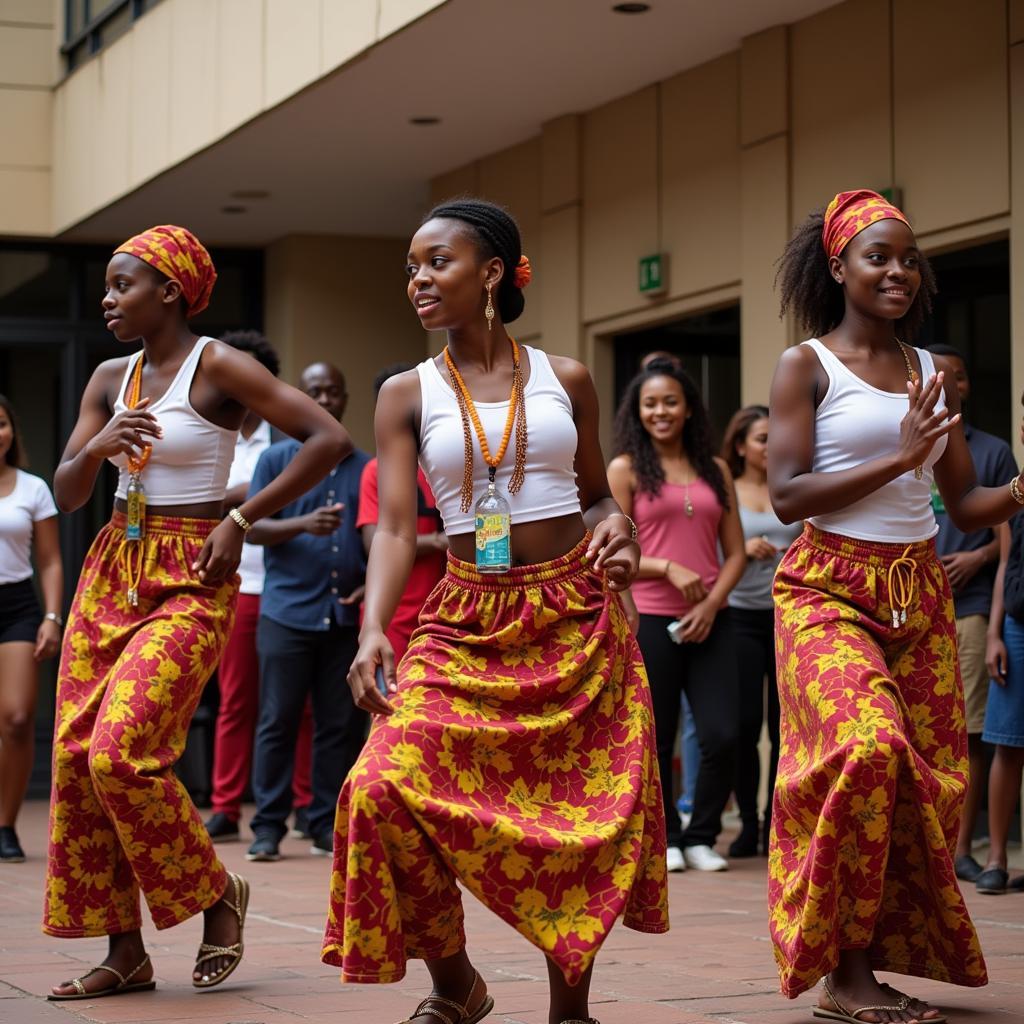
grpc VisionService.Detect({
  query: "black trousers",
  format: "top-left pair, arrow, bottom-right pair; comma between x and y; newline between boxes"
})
251,617 -> 366,842
730,606 -> 780,829
637,610 -> 738,848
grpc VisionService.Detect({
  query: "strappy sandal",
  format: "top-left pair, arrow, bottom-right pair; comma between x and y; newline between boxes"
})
813,977 -> 947,1024
47,955 -> 156,1001
193,871 -> 250,989
397,970 -> 494,1024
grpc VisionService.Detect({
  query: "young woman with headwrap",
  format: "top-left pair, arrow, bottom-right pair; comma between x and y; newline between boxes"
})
44,225 -> 349,1000
768,191 -> 1024,1023
322,199 -> 668,1024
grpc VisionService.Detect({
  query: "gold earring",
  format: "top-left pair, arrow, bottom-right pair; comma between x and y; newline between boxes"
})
485,284 -> 495,331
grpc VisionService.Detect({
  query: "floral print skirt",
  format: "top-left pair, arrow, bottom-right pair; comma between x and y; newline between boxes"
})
43,512 -> 237,937
321,537 -> 668,985
769,525 -> 987,998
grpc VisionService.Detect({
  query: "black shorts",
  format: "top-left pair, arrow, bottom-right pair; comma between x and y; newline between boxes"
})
0,578 -> 42,644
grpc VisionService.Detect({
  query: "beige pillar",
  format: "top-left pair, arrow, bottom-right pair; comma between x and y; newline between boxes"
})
738,26 -> 790,406
264,234 -> 424,451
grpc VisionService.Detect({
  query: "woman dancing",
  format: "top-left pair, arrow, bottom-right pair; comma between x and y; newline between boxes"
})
769,190 -> 1023,1022
45,225 -> 348,999
322,198 -> 668,1024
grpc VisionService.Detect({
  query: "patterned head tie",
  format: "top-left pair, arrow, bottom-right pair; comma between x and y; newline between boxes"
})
113,225 -> 217,317
822,190 -> 911,261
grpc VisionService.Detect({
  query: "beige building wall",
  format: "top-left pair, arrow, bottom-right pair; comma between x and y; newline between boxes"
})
0,0 -> 59,235
427,0 -> 1023,456
264,234 -> 425,453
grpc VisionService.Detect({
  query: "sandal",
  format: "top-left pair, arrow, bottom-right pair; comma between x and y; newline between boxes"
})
880,985 -> 947,1024
47,955 -> 156,1001
813,977 -> 947,1024
193,871 -> 250,989
397,970 -> 494,1024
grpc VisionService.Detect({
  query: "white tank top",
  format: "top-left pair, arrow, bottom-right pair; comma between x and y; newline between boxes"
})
803,339 -> 946,543
417,345 -> 582,535
110,337 -> 238,505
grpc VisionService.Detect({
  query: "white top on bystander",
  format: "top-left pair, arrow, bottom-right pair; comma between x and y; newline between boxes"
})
0,470 -> 58,584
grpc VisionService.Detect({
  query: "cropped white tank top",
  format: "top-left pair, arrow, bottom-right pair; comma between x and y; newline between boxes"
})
110,337 -> 237,505
803,339 -> 946,543
417,346 -> 582,535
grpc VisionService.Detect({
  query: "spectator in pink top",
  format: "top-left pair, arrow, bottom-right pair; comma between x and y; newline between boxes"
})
608,358 -> 746,873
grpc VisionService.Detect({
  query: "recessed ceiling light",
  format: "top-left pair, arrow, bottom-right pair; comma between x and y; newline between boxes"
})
221,205 -> 247,214
409,116 -> 441,125
231,189 -> 270,200
612,2 -> 650,11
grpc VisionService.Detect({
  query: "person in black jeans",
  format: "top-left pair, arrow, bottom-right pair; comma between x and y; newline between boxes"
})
246,362 -> 369,861
608,358 -> 746,872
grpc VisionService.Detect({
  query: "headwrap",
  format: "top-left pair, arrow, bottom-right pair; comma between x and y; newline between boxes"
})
113,225 -> 217,317
822,190 -> 910,260
513,254 -> 532,289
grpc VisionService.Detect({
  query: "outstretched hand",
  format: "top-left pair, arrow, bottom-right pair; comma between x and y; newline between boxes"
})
899,371 -> 960,473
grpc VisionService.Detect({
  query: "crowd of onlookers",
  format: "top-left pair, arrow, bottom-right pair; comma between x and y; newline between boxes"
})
1,333 -> 1022,888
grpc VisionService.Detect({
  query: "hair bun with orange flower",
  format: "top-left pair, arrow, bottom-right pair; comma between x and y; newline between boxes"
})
513,254 -> 532,289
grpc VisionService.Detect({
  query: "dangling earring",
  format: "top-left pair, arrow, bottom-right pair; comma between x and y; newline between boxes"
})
485,284 -> 495,331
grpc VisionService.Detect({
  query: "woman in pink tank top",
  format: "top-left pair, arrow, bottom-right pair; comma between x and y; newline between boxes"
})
608,357 -> 746,874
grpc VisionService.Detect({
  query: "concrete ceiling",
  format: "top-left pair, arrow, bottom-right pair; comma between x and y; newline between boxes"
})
63,0 -> 842,246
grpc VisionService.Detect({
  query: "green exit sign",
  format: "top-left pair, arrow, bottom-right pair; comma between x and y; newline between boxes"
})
639,253 -> 667,296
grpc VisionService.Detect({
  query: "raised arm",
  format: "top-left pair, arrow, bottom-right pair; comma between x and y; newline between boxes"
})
767,344 -> 958,523
54,360 -> 161,513
346,371 -> 423,716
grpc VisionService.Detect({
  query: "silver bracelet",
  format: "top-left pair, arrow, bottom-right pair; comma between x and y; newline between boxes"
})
44,611 -> 64,628
609,512 -> 638,541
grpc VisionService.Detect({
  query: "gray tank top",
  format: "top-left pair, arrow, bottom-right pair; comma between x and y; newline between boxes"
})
728,504 -> 802,610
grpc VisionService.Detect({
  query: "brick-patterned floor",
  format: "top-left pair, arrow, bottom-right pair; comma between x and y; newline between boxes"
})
1,799 -> 1021,1024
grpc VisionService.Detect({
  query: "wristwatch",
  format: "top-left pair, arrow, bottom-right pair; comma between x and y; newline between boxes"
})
44,612 -> 64,628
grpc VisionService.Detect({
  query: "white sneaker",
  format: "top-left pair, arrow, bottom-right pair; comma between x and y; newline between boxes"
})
683,844 -> 728,871
666,846 -> 687,872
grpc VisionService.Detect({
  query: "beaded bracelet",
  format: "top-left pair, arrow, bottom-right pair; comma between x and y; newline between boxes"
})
228,507 -> 253,533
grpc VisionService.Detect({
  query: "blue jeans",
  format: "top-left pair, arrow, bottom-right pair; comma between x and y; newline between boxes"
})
251,617 -> 366,841
679,693 -> 698,812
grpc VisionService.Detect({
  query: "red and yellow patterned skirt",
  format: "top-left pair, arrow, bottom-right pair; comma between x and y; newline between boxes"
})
43,512 -> 238,937
770,525 -> 988,998
321,538 -> 668,985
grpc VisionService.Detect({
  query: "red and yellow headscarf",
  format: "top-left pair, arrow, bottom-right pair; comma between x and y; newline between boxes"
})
822,190 -> 910,260
113,225 -> 217,317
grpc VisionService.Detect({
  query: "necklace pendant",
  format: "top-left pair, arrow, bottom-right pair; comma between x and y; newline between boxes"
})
126,472 -> 146,540
684,498 -> 694,518
914,465 -> 923,481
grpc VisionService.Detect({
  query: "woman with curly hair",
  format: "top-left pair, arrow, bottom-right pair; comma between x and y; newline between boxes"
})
608,358 -> 746,874
768,190 -> 1023,1022
322,198 -> 667,1024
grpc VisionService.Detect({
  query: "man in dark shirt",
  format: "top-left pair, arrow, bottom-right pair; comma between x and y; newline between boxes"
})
245,362 -> 369,861
928,344 -> 1018,882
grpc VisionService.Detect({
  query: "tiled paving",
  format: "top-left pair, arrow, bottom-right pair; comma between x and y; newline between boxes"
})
1,799 -> 1021,1024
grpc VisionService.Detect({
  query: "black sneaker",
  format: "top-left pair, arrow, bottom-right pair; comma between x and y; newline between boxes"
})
976,866 -> 1008,894
246,833 -> 281,862
204,813 -> 240,843
0,826 -> 25,863
954,854 -> 983,883
290,806 -> 312,840
309,833 -> 333,857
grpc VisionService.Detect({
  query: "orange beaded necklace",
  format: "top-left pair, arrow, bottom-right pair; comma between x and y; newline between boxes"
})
443,338 -> 527,513
125,354 -> 152,475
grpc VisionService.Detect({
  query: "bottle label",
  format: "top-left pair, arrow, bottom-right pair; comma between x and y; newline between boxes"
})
475,511 -> 510,569
930,482 -> 946,515
126,480 -> 146,541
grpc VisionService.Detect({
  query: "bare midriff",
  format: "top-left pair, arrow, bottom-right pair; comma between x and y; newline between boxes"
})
113,497 -> 224,520
446,511 -> 586,567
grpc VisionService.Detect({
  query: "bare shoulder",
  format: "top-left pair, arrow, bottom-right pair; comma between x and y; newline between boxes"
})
776,342 -> 818,376
378,368 -> 420,404
607,452 -> 634,474
90,355 -> 132,402
544,352 -> 590,385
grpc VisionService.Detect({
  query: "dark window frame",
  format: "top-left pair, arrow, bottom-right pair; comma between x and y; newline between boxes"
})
62,0 -> 162,73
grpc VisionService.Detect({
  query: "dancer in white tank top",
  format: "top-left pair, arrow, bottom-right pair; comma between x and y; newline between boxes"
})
767,190 -> 1024,1023
46,225 -> 350,1001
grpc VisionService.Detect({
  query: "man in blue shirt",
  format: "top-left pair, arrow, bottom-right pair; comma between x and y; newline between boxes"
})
245,362 -> 370,861
928,344 -> 1018,883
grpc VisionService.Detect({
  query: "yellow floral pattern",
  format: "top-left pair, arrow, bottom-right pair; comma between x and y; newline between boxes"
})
321,539 -> 668,985
770,526 -> 988,998
43,513 -> 236,937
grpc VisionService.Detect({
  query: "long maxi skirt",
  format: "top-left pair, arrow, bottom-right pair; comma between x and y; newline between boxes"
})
321,537 -> 669,985
43,512 -> 238,937
769,525 -> 988,998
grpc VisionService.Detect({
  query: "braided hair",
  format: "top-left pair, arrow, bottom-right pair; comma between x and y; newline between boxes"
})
776,206 -> 937,341
423,198 -> 525,324
613,358 -> 728,508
